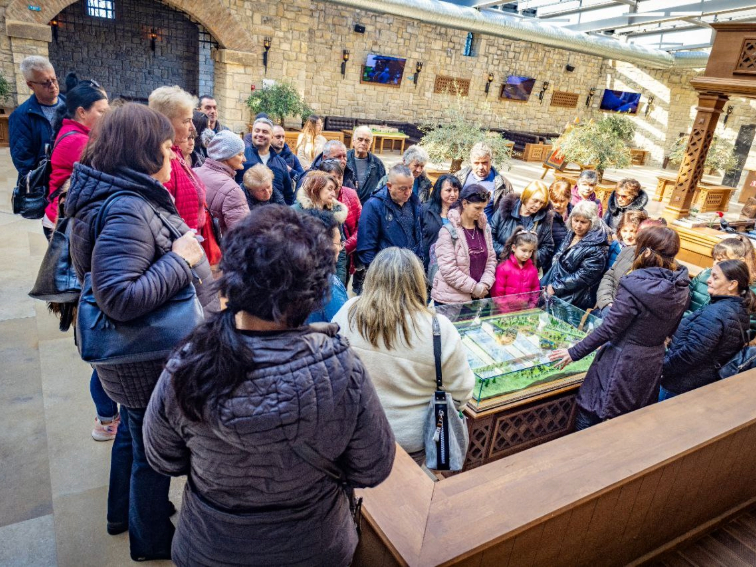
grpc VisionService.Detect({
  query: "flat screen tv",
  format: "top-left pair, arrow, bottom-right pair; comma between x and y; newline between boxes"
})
361,55 -> 407,87
600,90 -> 641,114
500,75 -> 536,101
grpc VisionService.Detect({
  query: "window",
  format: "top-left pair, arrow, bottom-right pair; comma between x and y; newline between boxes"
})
463,32 -> 475,57
86,0 -> 114,19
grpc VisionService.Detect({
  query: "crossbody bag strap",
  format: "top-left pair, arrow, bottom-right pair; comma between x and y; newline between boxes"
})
94,190 -> 183,242
433,315 -> 443,390
290,443 -> 345,483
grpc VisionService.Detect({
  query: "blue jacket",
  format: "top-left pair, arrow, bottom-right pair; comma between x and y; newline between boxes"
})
236,146 -> 294,205
9,94 -> 65,181
607,239 -> 622,268
306,275 -> 348,324
356,186 -> 424,268
274,143 -> 304,182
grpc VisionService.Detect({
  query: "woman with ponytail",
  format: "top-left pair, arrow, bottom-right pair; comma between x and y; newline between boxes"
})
550,227 -> 691,430
44,73 -> 108,237
661,259 -> 755,400
143,205 -> 395,567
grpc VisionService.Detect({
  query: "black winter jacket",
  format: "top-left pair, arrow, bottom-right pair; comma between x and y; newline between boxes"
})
421,203 -> 443,272
662,295 -> 750,395
347,149 -> 386,204
297,152 -> 357,191
65,163 -> 218,407
603,189 -> 649,231
544,205 -> 571,273
144,324 -> 396,567
490,193 -> 555,267
541,224 -> 609,310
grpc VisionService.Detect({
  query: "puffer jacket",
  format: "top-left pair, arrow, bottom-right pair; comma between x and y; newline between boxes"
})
455,165 -> 514,214
596,245 -> 636,309
685,268 -> 756,339
431,208 -> 497,304
194,158 -> 249,234
603,189 -> 649,231
570,185 -> 603,218
662,295 -> 750,395
65,163 -> 218,408
490,193 -> 555,268
164,146 -> 206,230
541,224 -> 610,310
544,204 -> 572,273
292,190 -> 349,284
491,255 -> 540,312
143,324 -> 395,567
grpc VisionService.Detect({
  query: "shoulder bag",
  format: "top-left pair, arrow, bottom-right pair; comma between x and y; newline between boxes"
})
423,315 -> 469,471
75,190 -> 204,365
718,319 -> 756,379
28,215 -> 81,303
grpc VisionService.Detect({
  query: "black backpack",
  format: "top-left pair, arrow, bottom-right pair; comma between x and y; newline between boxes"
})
11,131 -> 79,220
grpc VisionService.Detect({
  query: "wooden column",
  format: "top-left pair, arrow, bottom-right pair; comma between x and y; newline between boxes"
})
662,93 -> 729,222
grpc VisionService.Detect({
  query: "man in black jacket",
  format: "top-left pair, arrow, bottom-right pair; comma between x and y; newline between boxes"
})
236,118 -> 294,205
347,126 -> 386,204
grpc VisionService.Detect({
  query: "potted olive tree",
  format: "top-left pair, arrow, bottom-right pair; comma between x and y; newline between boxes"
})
245,81 -> 313,128
553,117 -> 633,181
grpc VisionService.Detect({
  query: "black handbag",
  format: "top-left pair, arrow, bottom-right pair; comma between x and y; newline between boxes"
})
28,216 -> 81,303
12,131 -> 78,219
75,190 -> 204,365
718,321 -> 756,379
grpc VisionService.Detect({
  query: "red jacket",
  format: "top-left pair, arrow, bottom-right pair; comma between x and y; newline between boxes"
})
164,146 -> 206,230
491,255 -> 540,312
337,185 -> 361,255
46,120 -> 90,224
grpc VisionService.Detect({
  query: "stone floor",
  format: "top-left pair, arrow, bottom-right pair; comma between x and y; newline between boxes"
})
0,146 -> 747,566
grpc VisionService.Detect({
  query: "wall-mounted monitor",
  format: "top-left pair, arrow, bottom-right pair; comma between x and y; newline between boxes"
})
600,90 -> 641,114
361,54 -> 407,88
500,75 -> 536,101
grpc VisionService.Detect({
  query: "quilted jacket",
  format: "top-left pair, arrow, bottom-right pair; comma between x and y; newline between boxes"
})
143,324 -> 396,567
491,254 -> 540,312
164,146 -> 206,230
194,158 -> 249,234
46,119 -> 89,224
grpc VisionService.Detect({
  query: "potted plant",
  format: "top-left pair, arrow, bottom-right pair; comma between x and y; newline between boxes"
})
552,117 -> 633,181
245,81 -> 313,127
667,135 -> 737,175
0,72 -> 13,113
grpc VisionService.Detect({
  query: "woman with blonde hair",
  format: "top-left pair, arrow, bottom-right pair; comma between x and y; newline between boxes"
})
491,180 -> 555,268
242,163 -> 285,209
296,114 -> 326,169
332,247 -> 475,464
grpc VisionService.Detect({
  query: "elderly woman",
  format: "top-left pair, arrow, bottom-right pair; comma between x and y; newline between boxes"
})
541,200 -> 609,310
333,247 -> 474,464
570,170 -> 603,217
242,164 -> 285,210
549,227 -> 690,430
194,130 -> 249,234
491,180 -> 554,268
65,103 -> 217,560
603,178 -> 648,231
455,141 -> 514,219
376,146 -> 433,202
431,184 -> 497,306
422,174 -> 462,272
144,206 -> 395,566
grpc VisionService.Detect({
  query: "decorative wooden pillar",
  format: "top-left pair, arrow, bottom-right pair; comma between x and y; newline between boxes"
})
662,93 -> 729,222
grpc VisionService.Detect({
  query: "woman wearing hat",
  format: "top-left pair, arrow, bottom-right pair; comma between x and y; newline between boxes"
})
195,130 -> 249,233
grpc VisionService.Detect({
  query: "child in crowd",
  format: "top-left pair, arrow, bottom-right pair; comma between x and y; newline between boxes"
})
492,227 -> 540,312
570,170 -> 603,217
607,210 -> 648,268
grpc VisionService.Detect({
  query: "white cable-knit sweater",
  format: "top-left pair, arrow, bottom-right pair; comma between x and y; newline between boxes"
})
332,298 -> 475,453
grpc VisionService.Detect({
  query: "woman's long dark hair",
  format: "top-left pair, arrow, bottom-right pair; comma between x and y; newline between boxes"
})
52,73 -> 107,137
632,226 -> 680,272
717,259 -> 756,313
428,174 -> 462,215
170,205 -> 336,421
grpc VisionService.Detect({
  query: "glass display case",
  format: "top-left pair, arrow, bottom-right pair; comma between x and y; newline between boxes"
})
438,293 -> 603,409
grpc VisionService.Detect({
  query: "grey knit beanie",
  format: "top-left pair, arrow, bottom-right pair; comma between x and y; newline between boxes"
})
207,130 -> 245,161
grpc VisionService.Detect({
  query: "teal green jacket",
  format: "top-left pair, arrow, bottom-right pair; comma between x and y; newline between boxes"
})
686,267 -> 756,339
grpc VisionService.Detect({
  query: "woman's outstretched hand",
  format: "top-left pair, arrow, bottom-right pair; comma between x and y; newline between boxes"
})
549,348 -> 573,369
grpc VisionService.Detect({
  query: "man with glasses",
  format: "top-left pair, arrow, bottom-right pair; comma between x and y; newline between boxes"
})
347,126 -> 385,205
9,56 -> 66,182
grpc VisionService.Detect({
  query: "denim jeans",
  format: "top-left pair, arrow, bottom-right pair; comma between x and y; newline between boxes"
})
574,408 -> 603,431
108,406 -> 174,558
90,369 -> 118,421
658,386 -> 678,402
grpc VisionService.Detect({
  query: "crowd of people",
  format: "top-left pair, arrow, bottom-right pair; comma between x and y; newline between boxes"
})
11,55 -> 756,565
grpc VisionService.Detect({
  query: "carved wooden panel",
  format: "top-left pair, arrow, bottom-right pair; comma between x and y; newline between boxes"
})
433,75 -> 470,97
550,91 -> 579,108
734,38 -> 756,75
675,128 -> 714,195
463,415 -> 494,470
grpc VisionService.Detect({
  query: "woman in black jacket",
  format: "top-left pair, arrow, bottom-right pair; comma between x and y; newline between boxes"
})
421,174 -> 461,272
660,259 -> 755,400
65,103 -> 218,561
541,200 -> 609,310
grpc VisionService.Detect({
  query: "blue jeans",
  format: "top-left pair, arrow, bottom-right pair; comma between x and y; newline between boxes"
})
108,406 -> 174,558
574,408 -> 603,431
658,386 -> 678,402
90,369 -> 118,421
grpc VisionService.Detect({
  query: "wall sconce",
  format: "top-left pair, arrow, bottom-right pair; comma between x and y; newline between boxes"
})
723,105 -> 734,125
586,87 -> 596,107
149,28 -> 157,52
414,61 -> 423,87
49,19 -> 58,42
485,72 -> 494,95
263,37 -> 272,74
644,95 -> 655,117
341,50 -> 349,78
538,81 -> 550,104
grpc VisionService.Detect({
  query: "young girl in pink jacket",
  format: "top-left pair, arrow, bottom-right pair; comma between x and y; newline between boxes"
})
491,227 -> 541,312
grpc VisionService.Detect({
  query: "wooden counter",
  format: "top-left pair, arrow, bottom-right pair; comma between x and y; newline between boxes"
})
654,174 -> 736,213
354,368 -> 756,566
671,224 -> 728,268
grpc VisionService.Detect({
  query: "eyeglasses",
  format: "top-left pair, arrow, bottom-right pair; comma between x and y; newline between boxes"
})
28,77 -> 58,89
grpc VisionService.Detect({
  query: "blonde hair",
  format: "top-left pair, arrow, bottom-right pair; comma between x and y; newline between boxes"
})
297,115 -> 321,161
520,181 -> 549,209
148,86 -> 198,120
713,235 -> 756,283
243,164 -> 274,189
348,248 -> 431,350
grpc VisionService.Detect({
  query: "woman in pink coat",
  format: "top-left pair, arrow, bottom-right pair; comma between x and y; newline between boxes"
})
431,184 -> 497,306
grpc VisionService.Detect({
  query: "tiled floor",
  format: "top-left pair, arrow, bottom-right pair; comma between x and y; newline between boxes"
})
0,146 -> 747,566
